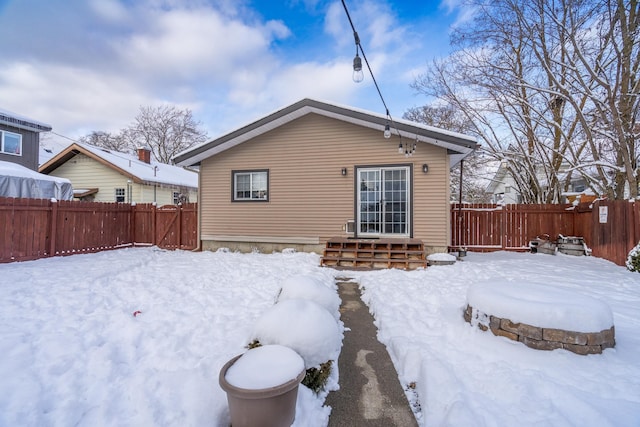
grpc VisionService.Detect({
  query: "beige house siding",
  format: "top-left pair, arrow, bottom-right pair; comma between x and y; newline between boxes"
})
49,154 -> 127,202
199,113 -> 450,253
48,153 -> 197,204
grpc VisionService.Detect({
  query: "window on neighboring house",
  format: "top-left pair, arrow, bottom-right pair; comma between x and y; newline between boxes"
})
233,170 -> 269,201
0,130 -> 22,156
115,188 -> 126,202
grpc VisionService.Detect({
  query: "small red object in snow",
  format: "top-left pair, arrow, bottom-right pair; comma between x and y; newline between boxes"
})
133,310 -> 142,317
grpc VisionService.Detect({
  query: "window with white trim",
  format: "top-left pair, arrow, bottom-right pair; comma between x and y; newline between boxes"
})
233,170 -> 268,201
115,188 -> 125,202
0,130 -> 22,156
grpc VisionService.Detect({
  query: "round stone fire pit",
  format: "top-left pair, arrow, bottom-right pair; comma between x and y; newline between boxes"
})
463,281 -> 615,355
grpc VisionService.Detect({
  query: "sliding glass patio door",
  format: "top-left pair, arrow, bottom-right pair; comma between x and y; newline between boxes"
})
357,166 -> 410,237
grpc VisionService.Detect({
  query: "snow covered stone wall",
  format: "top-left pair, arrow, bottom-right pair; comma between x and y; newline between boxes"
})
464,306 -> 615,355
464,281 -> 616,355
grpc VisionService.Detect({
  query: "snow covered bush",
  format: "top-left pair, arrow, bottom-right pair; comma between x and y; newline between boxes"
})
627,242 -> 640,272
251,298 -> 343,393
251,299 -> 341,368
277,274 -> 341,319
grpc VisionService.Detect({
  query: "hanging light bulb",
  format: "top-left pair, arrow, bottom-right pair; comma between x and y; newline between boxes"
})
384,124 -> 391,139
352,53 -> 364,83
398,142 -> 403,154
351,31 -> 364,83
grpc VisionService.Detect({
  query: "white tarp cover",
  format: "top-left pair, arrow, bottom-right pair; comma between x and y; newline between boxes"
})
0,161 -> 73,200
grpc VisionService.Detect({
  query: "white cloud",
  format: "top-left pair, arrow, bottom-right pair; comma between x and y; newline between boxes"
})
0,0 -> 453,141
264,60 -> 360,105
88,0 -> 130,23
440,0 -> 460,14
439,0 -> 476,28
324,2 -> 350,48
115,7 -> 289,82
0,62 -> 155,137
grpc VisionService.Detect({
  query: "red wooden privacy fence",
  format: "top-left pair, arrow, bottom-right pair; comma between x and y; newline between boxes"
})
451,200 -> 640,266
3,196 -> 637,267
0,197 -> 197,263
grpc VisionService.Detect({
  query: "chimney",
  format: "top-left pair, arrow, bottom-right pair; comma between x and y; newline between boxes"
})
137,147 -> 151,164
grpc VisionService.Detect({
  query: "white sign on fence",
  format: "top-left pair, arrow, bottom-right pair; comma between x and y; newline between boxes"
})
599,206 -> 608,224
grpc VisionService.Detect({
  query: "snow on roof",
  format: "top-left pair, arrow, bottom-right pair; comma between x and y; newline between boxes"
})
0,108 -> 52,132
39,138 -> 70,166
78,143 -> 198,188
0,160 -> 70,184
43,143 -> 198,188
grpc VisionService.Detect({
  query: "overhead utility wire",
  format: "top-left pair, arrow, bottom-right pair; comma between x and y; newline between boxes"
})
51,131 -> 79,142
340,0 -> 402,141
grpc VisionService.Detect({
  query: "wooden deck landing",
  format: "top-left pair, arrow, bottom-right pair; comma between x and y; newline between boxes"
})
320,237 -> 427,270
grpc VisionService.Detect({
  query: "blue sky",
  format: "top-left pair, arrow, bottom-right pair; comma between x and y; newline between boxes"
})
0,0 -> 467,144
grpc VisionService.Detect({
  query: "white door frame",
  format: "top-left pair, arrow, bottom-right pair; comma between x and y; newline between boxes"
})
356,166 -> 411,238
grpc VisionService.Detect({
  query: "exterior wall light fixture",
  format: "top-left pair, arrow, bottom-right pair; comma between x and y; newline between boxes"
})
422,164 -> 429,173
341,167 -> 348,176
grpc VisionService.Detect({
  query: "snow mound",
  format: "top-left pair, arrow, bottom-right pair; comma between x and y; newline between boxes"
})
224,345 -> 304,390
252,299 -> 342,368
467,281 -> 613,332
427,253 -> 457,262
278,274 -> 341,319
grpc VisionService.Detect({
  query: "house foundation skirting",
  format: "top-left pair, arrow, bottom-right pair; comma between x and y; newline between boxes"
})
423,245 -> 448,255
201,235 -> 323,254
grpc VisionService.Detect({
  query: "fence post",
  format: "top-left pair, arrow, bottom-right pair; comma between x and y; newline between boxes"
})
151,203 -> 157,246
130,203 -> 136,246
177,204 -> 183,249
501,205 -> 507,250
48,199 -> 58,258
634,200 -> 640,245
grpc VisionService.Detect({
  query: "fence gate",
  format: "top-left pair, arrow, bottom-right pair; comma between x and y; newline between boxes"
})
154,204 -> 198,250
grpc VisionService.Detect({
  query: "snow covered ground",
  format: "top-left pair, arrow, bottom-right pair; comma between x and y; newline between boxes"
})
356,251 -> 640,426
1,247 -> 639,426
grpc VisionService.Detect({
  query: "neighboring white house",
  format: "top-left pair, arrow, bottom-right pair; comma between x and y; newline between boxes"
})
486,161 -> 522,204
486,161 -> 597,204
39,143 -> 198,204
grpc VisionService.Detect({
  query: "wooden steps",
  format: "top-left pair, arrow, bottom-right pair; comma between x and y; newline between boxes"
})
321,238 -> 427,270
